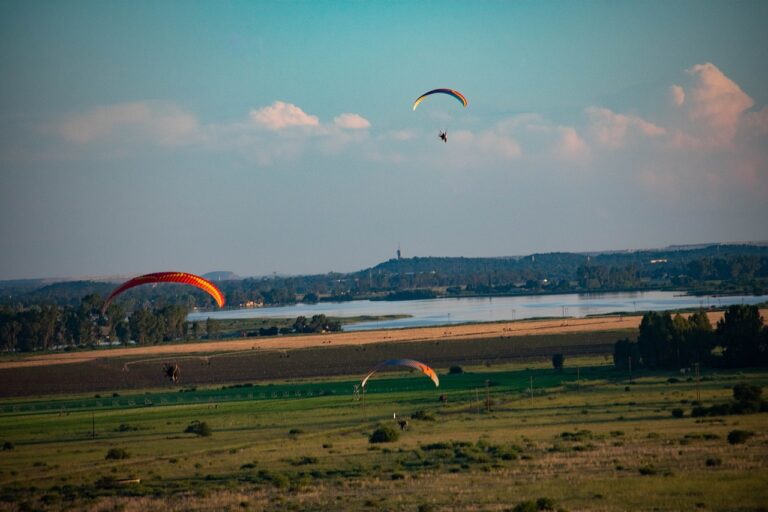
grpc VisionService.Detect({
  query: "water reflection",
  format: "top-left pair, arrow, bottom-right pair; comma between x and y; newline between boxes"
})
188,291 -> 768,331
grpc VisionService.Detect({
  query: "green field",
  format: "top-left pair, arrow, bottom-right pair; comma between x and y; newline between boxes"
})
1,360 -> 767,511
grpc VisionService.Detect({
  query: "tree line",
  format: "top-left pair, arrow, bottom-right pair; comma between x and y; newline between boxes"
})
614,305 -> 768,370
0,294 -> 341,352
3,246 -> 767,309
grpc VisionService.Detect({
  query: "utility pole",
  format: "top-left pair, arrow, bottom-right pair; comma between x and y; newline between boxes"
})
576,366 -> 580,392
362,388 -> 367,421
529,375 -> 533,407
485,380 -> 490,412
91,410 -> 95,439
694,363 -> 701,402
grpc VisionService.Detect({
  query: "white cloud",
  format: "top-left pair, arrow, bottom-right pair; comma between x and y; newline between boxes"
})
385,129 -> 417,141
670,85 -> 685,106
586,106 -> 666,148
684,63 -> 754,147
333,113 -> 370,130
741,106 -> 768,139
249,101 -> 319,130
58,101 -> 199,145
556,126 -> 590,160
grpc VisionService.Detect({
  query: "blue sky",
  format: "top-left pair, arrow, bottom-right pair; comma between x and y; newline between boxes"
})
1,1 -> 767,280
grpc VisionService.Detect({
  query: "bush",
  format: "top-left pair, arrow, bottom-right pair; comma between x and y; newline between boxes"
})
185,421 -> 212,437
551,354 -> 565,371
105,448 -> 129,460
2,441 -> 14,451
448,366 -> 464,375
671,408 -> 685,418
290,456 -> 318,466
369,425 -> 399,444
95,476 -> 117,489
510,498 -> 558,512
257,470 -> 289,489
422,442 -> 452,451
733,383 -> 762,403
705,457 -> 722,466
536,497 -> 556,510
511,501 -> 538,512
727,430 -> 753,445
638,464 -> 658,475
411,410 -> 436,421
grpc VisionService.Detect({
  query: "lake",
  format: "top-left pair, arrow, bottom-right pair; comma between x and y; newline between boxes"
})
187,291 -> 768,331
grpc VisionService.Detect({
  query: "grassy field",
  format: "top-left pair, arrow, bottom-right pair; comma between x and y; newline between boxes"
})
1,358 -> 766,511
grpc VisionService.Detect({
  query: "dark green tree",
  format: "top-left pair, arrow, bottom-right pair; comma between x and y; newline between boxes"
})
129,308 -> 162,345
115,320 -> 130,345
716,305 -> 766,367
206,317 -> 221,340
613,338 -> 641,370
637,311 -> 675,368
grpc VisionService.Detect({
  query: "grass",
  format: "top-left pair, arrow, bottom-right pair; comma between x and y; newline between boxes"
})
0,358 -> 766,511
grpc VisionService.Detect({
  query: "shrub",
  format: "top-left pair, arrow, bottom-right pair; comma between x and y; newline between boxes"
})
733,383 -> 762,403
410,410 -> 436,421
290,456 -> 318,466
638,464 -> 658,475
727,430 -> 753,445
448,366 -> 464,375
551,354 -> 565,371
288,428 -> 304,435
185,421 -> 212,437
2,441 -> 14,451
95,476 -> 117,489
257,470 -> 289,489
422,442 -> 452,451
536,497 -> 556,510
671,408 -> 685,418
560,430 -> 593,442
509,497 -> 558,512
705,457 -> 722,466
369,425 -> 399,443
511,500 -> 538,512
105,448 -> 129,460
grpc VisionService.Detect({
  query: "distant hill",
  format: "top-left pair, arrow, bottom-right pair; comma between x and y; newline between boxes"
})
3,242 -> 768,306
202,271 -> 240,281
